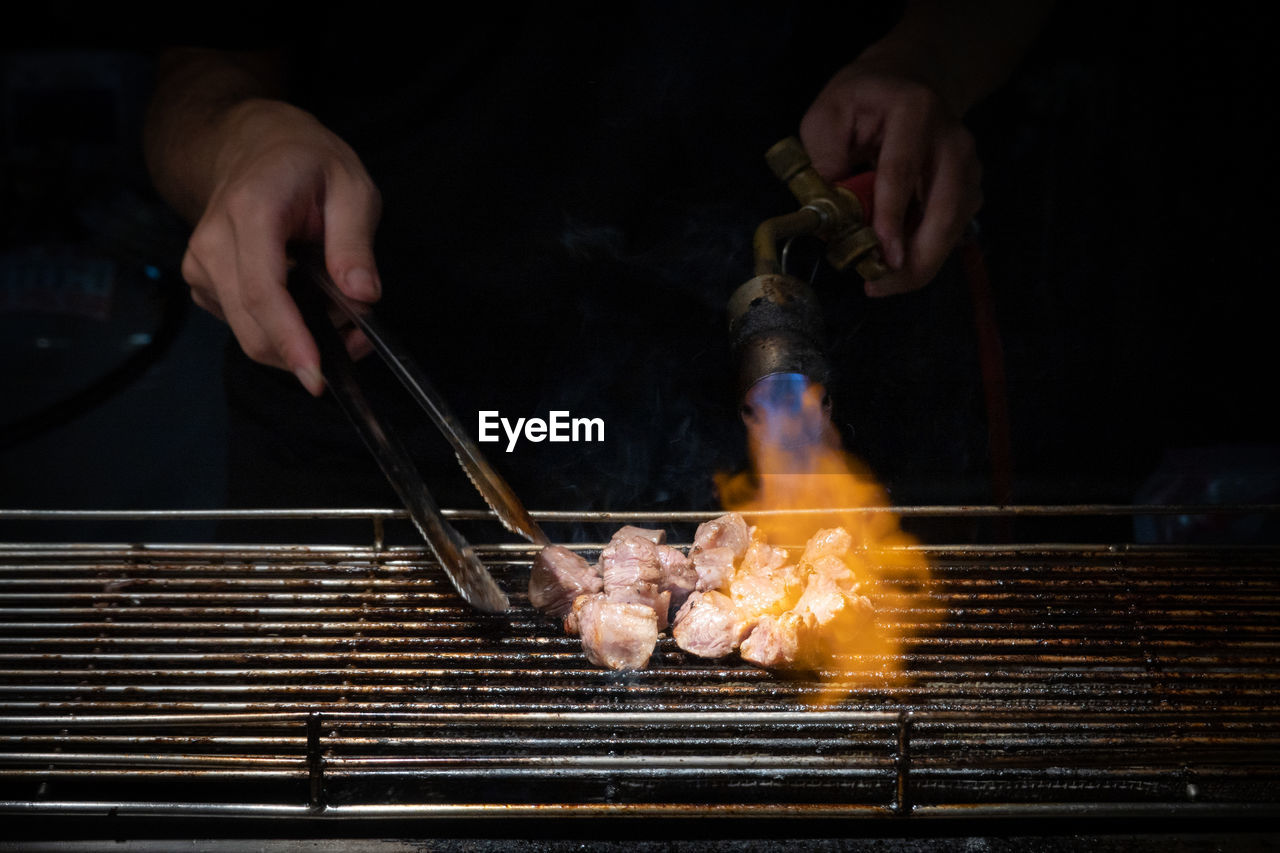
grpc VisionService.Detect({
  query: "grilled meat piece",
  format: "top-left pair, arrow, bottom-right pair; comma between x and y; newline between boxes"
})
672,590 -> 749,659
656,544 -> 697,615
611,525 -> 666,545
690,512 -> 752,560
799,527 -> 853,565
739,539 -> 788,576
540,516 -> 880,674
794,573 -> 875,658
731,559 -> 804,626
572,593 -> 659,671
601,535 -> 665,615
529,545 -> 603,619
562,603 -> 582,637
740,611 -> 804,669
601,536 -> 662,590
692,545 -> 736,592
807,554 -> 857,590
608,587 -> 672,631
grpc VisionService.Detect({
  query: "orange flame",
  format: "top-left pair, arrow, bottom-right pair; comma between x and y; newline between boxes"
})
715,375 -> 932,705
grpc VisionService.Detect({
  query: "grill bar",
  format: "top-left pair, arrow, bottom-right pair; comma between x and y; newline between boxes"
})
2,507 -> 1279,821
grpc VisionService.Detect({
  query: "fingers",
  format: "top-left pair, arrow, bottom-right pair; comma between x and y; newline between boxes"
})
183,201 -> 324,395
871,94 -> 931,273
229,203 -> 325,395
175,102 -> 384,393
866,128 -> 981,298
800,63 -> 985,299
183,180 -> 327,396
184,234 -> 283,370
323,169 -> 382,304
906,134 -> 982,285
182,249 -> 226,323
798,98 -> 854,182
342,326 -> 374,362
184,185 -> 375,392
802,96 -> 971,298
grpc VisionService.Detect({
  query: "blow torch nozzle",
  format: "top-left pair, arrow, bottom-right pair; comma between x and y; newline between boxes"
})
730,137 -> 888,416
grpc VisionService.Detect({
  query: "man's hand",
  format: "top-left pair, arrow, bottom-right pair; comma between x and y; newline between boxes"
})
800,64 -> 982,298
144,50 -> 383,396
798,0 -> 1052,297
182,99 -> 381,395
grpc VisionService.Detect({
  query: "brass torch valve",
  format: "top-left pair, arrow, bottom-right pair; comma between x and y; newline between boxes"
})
755,136 -> 889,281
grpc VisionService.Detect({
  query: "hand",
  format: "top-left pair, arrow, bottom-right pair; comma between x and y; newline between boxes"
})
799,62 -> 982,297
181,98 -> 382,395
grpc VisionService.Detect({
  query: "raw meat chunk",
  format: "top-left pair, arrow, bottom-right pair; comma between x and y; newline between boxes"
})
794,573 -> 875,656
573,593 -> 660,671
529,545 -> 602,619
671,590 -> 749,659
740,611 -> 804,669
562,598 -> 583,636
690,512 -> 752,560
600,536 -> 662,592
609,587 -> 672,631
656,544 -> 697,615
537,517 -> 881,675
738,540 -> 788,576
610,526 -> 666,545
692,545 -> 736,592
807,554 -> 858,590
731,560 -> 804,625
800,527 -> 853,565
600,535 -> 665,615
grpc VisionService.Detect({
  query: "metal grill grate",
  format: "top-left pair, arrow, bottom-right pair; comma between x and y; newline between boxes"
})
1,508 -> 1278,820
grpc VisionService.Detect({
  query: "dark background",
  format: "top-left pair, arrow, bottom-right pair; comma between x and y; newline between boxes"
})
2,2 -> 1278,544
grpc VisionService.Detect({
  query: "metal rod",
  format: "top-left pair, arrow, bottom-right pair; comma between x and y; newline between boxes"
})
2,800 -> 1275,819
307,711 -> 325,814
4,503 -> 1278,522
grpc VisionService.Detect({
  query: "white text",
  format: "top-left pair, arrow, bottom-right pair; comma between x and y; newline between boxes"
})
477,410 -> 605,452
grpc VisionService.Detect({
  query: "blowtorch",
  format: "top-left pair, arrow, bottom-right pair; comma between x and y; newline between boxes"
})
730,136 -> 1013,507
729,136 -> 887,448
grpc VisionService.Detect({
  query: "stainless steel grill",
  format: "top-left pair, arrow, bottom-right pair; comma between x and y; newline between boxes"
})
1,507 -> 1278,823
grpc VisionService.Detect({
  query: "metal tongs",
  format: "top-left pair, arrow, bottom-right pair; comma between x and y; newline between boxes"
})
290,247 -> 549,613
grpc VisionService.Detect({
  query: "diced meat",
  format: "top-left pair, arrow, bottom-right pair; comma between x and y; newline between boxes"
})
671,590 -> 749,659
807,554 -> 857,590
794,574 -> 851,624
562,596 -> 584,636
800,527 -> 853,565
610,586 -> 672,631
738,540 -> 788,576
573,593 -> 659,671
605,577 -> 666,620
690,512 -> 752,560
740,612 -> 804,669
793,573 -> 875,658
600,535 -> 665,616
610,525 -> 666,545
529,545 -> 602,619
656,544 -> 697,616
692,545 -> 736,592
600,536 -> 662,592
539,519 -> 880,675
730,561 -> 804,626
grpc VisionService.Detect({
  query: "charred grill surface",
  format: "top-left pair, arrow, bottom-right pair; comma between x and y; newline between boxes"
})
1,510 -> 1278,820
